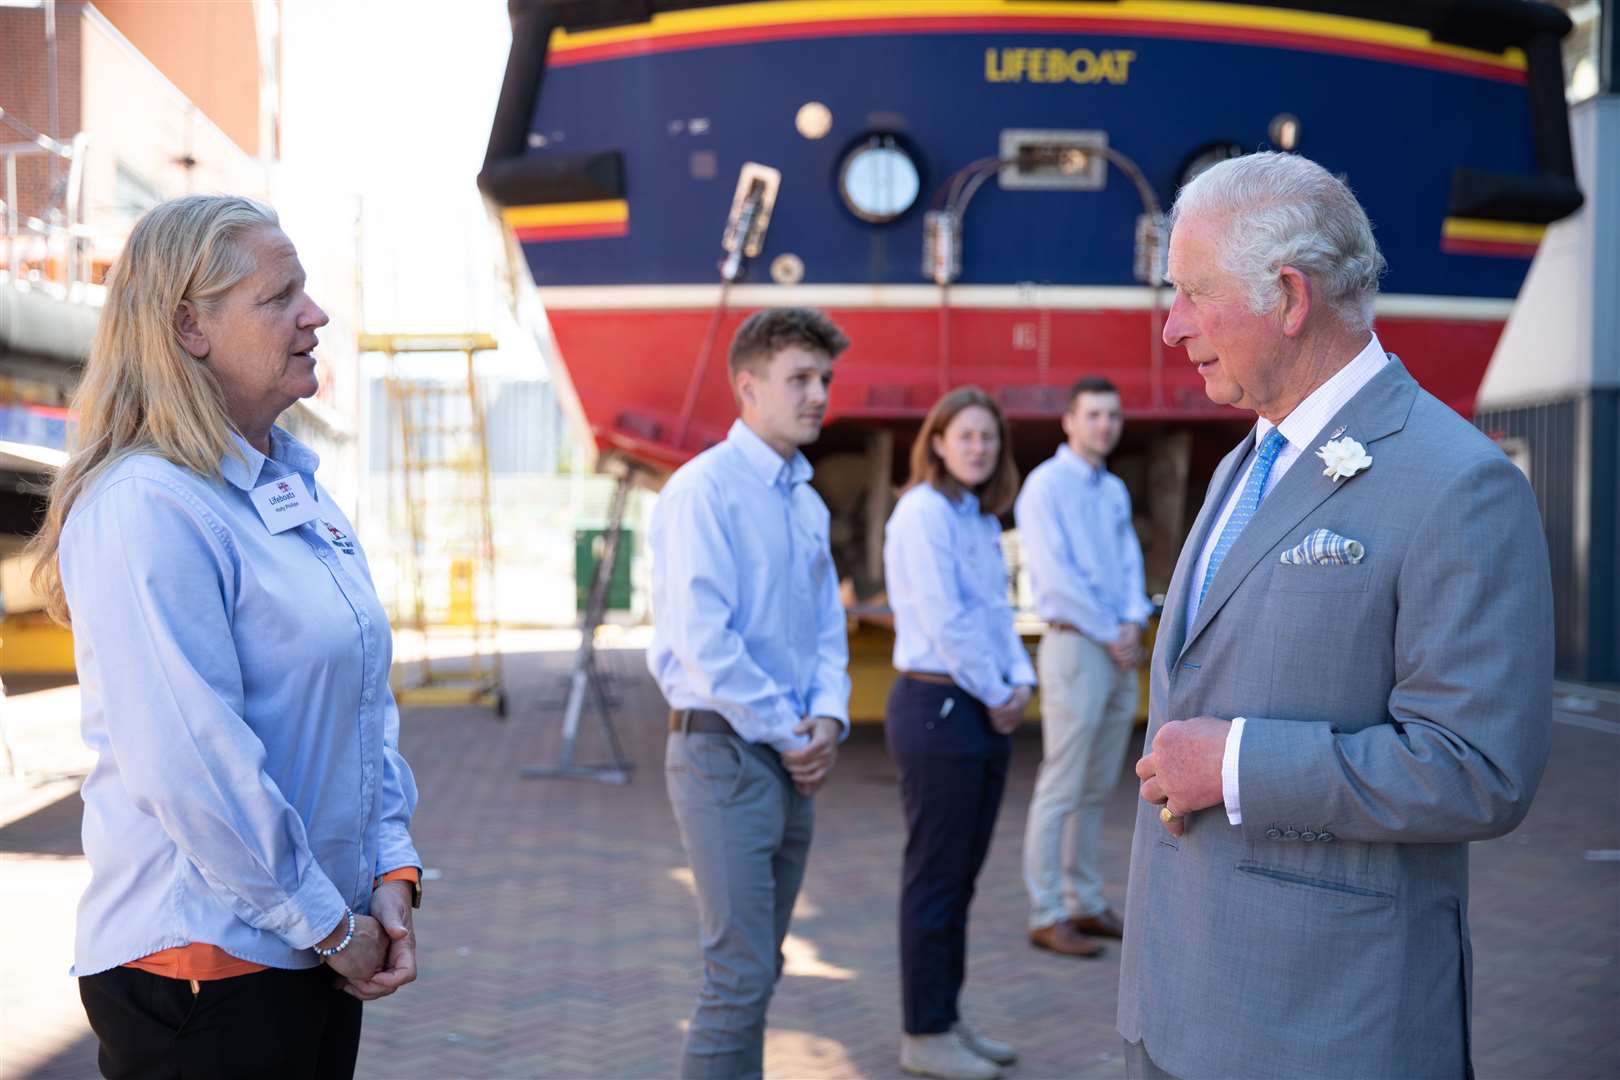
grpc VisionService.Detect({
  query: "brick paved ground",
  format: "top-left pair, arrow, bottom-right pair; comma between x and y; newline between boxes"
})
3,644 -> 1617,1080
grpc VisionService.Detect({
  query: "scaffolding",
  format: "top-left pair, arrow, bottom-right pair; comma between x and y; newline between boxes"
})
359,332 -> 505,717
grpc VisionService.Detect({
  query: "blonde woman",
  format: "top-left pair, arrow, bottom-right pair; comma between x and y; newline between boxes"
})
29,196 -> 421,1079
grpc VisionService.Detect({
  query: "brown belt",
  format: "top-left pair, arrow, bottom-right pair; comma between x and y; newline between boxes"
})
901,670 -> 956,687
668,709 -> 736,736
1045,621 -> 1083,636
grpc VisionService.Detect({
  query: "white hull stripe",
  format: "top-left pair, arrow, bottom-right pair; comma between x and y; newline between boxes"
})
533,283 -> 1516,321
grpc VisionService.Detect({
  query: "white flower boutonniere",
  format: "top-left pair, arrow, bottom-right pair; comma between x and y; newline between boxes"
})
1316,436 -> 1372,482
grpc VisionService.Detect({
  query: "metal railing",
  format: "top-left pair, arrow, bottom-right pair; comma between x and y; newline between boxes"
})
0,104 -> 92,296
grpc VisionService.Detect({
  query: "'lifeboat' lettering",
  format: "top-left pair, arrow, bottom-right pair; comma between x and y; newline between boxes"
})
985,47 -> 1136,85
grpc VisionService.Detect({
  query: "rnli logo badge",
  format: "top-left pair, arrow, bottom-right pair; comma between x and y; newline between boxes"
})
321,520 -> 357,556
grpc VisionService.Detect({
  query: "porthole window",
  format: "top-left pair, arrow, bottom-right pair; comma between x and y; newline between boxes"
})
1178,141 -> 1246,189
837,133 -> 922,224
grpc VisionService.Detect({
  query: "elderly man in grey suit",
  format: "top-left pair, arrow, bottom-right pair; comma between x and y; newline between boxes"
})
1120,151 -> 1554,1080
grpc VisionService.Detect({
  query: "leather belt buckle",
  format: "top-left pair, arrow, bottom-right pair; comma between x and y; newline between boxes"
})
902,670 -> 956,687
669,709 -> 734,736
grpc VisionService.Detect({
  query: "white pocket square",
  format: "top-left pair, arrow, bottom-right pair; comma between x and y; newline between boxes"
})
1280,528 -> 1365,566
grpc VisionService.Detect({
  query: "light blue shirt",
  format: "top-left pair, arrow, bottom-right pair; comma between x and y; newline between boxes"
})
61,428 -> 420,976
647,419 -> 851,753
884,483 -> 1036,707
1015,444 -> 1152,644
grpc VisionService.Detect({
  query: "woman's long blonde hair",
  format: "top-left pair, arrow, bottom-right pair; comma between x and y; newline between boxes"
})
28,194 -> 279,625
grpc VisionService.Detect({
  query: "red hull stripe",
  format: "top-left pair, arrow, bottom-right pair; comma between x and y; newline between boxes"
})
1441,237 -> 1539,259
549,15 -> 1526,84
513,221 -> 631,243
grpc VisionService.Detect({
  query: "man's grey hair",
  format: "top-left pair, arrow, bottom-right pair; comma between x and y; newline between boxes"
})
1169,152 -> 1386,333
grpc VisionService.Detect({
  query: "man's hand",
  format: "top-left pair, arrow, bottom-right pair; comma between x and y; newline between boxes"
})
320,912 -> 388,987
1135,715 -> 1230,837
1108,622 -> 1144,670
989,686 -> 1032,734
334,882 -> 417,1001
781,716 -> 841,796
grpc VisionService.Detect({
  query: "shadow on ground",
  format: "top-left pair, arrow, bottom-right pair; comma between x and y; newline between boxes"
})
10,644 -> 1618,1079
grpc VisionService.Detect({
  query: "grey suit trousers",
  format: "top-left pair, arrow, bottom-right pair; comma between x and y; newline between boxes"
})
1123,1039 -> 1178,1080
666,731 -> 813,1080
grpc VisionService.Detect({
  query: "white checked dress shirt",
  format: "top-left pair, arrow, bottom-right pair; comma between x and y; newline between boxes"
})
1193,334 -> 1390,823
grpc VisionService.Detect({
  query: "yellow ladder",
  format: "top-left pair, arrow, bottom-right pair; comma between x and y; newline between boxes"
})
358,333 -> 506,717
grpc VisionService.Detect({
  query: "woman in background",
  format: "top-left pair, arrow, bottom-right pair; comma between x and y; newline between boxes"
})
882,386 -> 1033,1080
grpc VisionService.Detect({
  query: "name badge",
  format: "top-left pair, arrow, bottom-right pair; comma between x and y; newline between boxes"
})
250,474 -> 319,534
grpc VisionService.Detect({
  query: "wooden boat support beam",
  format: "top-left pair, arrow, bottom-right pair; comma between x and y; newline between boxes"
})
863,428 -> 892,592
1145,429 -> 1193,594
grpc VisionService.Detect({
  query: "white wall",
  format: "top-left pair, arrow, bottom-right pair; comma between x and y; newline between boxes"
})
1479,95 -> 1620,408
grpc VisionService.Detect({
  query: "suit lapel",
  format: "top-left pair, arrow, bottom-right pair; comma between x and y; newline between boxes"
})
1181,359 -> 1419,656
1162,434 -> 1253,665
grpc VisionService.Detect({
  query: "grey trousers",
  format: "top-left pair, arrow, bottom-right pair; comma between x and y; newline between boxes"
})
1023,630 -> 1138,927
666,731 -> 813,1080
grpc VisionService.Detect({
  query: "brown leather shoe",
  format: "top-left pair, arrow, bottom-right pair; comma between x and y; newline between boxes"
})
1068,908 -> 1125,940
1029,921 -> 1103,957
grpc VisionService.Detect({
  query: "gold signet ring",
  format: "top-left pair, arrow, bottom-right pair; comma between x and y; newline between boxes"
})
1160,806 -> 1178,824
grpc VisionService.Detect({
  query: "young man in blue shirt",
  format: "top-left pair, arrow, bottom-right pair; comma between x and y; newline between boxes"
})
1015,376 -> 1151,958
647,308 -> 852,1080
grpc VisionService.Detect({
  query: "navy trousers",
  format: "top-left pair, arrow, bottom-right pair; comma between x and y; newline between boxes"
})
884,674 -> 1011,1035
79,964 -> 361,1079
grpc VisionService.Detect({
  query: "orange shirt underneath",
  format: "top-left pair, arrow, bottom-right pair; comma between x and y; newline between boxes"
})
124,867 -> 421,981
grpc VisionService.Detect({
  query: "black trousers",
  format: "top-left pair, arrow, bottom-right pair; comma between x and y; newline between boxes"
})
79,964 -> 362,1080
884,675 -> 1011,1035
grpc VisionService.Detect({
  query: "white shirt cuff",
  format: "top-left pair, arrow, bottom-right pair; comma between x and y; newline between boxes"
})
1222,716 -> 1246,825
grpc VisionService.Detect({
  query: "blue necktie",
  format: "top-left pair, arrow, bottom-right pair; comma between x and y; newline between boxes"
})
1198,429 -> 1288,606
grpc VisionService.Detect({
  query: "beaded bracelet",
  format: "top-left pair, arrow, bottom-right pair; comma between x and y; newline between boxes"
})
313,910 -> 356,957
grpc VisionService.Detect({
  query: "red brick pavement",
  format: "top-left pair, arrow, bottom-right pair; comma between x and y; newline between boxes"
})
4,647 -> 1617,1079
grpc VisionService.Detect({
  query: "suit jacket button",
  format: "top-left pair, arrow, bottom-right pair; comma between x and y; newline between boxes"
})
1283,829 -> 1300,840
1301,831 -> 1317,842
1266,828 -> 1282,840
1318,832 -> 1335,842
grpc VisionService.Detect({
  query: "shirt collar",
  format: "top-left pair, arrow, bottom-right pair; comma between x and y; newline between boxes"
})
727,419 -> 812,489
1056,443 -> 1105,485
1263,332 -> 1389,453
219,426 -> 322,492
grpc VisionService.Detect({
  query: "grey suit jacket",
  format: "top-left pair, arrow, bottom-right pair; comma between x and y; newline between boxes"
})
1116,360 -> 1553,1080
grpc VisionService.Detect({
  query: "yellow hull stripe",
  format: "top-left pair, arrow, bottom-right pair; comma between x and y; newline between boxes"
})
502,200 -> 630,228
1441,217 -> 1547,245
549,1 -> 1526,74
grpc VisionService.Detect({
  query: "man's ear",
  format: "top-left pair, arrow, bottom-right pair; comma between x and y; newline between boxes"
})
1059,407 -> 1077,441
1277,266 -> 1311,337
175,300 -> 211,359
733,367 -> 755,410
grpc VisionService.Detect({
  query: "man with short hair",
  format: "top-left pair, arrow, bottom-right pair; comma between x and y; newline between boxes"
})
1015,375 -> 1149,959
648,307 -> 853,1080
1120,152 -> 1553,1079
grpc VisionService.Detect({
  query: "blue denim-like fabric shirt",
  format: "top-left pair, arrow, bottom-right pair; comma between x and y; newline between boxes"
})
62,427 -> 419,976
884,482 -> 1036,708
647,419 -> 851,752
1014,444 -> 1152,645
